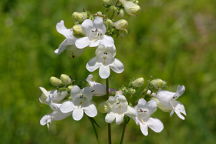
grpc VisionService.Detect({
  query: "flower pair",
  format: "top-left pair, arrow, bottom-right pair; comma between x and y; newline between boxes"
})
55,17 -> 124,79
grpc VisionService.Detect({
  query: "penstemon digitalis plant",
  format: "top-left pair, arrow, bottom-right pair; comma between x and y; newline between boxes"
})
39,0 -> 187,143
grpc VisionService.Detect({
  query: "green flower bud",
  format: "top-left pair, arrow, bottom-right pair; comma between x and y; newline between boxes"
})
119,9 -> 125,17
50,76 -> 62,87
68,85 -> 73,90
105,19 -> 113,26
60,74 -> 72,85
72,24 -> 84,36
120,0 -> 140,15
131,77 -> 144,88
110,5 -> 118,13
72,12 -> 88,22
150,79 -> 166,89
98,102 -> 109,113
113,19 -> 128,31
128,88 -> 136,95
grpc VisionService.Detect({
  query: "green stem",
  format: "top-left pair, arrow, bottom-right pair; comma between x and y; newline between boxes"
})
120,118 -> 130,144
106,78 -> 112,144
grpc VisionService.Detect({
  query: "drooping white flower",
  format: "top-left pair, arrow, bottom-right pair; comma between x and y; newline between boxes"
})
86,74 -> 106,96
39,87 -> 68,104
40,111 -> 70,128
105,91 -> 135,124
134,98 -> 164,136
60,86 -> 97,121
55,20 -> 83,56
75,17 -> 114,49
153,85 -> 186,120
86,45 -> 124,79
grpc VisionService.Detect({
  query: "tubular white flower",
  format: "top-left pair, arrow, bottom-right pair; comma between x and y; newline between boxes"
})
75,17 -> 114,49
60,86 -> 97,121
55,20 -> 83,56
105,92 -> 136,125
86,45 -> 124,79
40,111 -> 70,128
134,98 -> 164,136
86,74 -> 106,96
39,87 -> 68,104
153,85 -> 186,120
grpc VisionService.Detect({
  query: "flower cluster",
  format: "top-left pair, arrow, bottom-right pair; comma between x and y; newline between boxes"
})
39,0 -> 187,141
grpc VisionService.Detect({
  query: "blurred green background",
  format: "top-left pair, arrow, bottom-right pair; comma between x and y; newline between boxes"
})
0,0 -> 216,143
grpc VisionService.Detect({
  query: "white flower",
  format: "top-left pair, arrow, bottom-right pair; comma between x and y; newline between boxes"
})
134,98 -> 164,136
40,111 -> 70,128
75,17 -> 114,49
55,20 -> 83,56
60,86 -> 97,121
86,74 -> 106,96
86,45 -> 124,79
105,91 -> 135,124
154,85 -> 186,120
39,87 -> 68,104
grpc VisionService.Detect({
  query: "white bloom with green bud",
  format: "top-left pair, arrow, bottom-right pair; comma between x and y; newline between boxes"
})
75,17 -> 114,49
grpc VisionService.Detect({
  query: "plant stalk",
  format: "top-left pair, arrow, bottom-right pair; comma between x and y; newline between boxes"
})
106,78 -> 112,144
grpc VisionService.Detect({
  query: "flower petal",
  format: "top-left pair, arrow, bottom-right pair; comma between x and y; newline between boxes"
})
56,20 -> 73,39
84,104 -> 97,117
40,115 -> 51,126
54,39 -> 75,54
140,123 -> 148,136
105,112 -> 116,123
75,37 -> 90,49
138,98 -> 146,105
51,111 -> 70,120
110,58 -> 124,73
93,17 -> 106,33
100,35 -> 114,47
81,19 -> 93,34
39,87 -> 49,97
86,57 -> 100,72
115,114 -> 124,125
172,101 -> 186,120
89,40 -> 100,47
72,108 -> 84,121
99,65 -> 110,79
174,85 -> 185,98
147,118 -> 164,133
60,101 -> 74,113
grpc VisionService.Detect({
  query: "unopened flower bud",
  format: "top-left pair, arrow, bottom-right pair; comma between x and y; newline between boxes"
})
120,0 -> 140,15
68,85 -> 73,90
72,24 -> 84,36
131,77 -> 144,88
113,19 -> 128,31
50,76 -> 62,87
98,102 -> 109,113
119,9 -> 125,17
150,79 -> 166,89
60,74 -> 72,85
110,6 -> 118,13
105,19 -> 113,26
128,88 -> 136,95
72,12 -> 88,22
